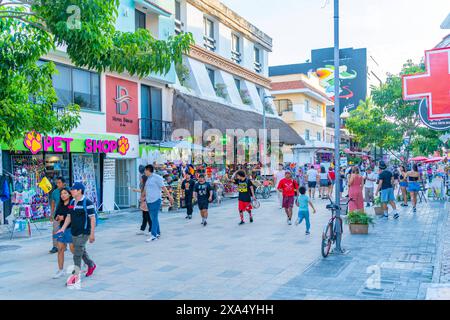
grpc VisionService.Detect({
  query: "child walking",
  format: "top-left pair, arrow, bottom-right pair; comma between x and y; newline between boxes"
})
232,170 -> 256,225
296,186 -> 316,235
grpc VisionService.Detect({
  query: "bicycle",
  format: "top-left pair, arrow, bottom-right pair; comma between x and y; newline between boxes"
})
255,185 -> 271,199
321,197 -> 352,258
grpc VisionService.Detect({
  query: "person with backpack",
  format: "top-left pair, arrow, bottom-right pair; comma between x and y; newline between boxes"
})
232,170 -> 256,225
57,182 -> 96,286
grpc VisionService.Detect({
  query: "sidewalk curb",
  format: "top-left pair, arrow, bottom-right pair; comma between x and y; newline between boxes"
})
432,201 -> 450,284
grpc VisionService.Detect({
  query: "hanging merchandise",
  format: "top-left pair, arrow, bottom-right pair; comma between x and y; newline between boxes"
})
72,154 -> 99,207
11,155 -> 50,220
38,176 -> 53,194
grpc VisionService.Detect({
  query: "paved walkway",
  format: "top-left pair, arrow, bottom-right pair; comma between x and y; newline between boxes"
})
0,195 -> 447,300
271,200 -> 448,300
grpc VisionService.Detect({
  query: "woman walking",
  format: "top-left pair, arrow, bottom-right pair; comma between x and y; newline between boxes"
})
296,168 -> 306,189
132,175 -> 151,235
319,166 -> 330,199
348,167 -> 365,212
52,188 -> 75,279
399,165 -> 409,207
327,167 -> 336,198
407,164 -> 421,213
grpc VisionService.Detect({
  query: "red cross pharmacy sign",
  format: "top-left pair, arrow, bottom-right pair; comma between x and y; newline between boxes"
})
402,47 -> 450,130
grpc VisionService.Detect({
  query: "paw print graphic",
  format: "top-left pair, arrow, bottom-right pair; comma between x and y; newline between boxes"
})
118,136 -> 130,155
24,131 -> 43,154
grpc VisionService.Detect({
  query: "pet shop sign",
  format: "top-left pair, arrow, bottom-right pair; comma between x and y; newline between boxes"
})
23,131 -> 130,156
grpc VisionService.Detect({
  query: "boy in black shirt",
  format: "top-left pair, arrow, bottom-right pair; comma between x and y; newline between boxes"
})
232,170 -> 256,225
193,174 -> 213,226
181,174 -> 196,220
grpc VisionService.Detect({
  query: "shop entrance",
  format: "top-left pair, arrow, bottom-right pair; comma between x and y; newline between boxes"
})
115,159 -> 131,208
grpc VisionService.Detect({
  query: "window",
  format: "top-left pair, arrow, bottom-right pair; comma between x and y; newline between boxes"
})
305,130 -> 310,141
135,9 -> 146,30
52,62 -> 100,111
141,85 -> 165,141
234,78 -> 241,91
175,0 -> 183,34
317,105 -> 322,117
175,1 -> 181,21
206,67 -> 215,87
305,99 -> 310,113
317,132 -> 321,141
254,47 -> 262,73
256,87 -> 264,104
274,99 -> 293,116
231,34 -> 241,64
203,17 -> 216,51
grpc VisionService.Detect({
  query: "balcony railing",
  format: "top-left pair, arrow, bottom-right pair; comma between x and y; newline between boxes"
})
203,35 -> 216,51
139,119 -> 172,142
254,61 -> 262,73
231,50 -> 242,64
175,19 -> 183,34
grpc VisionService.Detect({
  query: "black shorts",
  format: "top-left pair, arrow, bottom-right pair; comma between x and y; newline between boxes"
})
308,181 -> 317,188
198,201 -> 209,210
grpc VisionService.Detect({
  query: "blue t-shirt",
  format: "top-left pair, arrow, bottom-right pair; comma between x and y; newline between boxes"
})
298,194 -> 309,212
51,188 -> 61,216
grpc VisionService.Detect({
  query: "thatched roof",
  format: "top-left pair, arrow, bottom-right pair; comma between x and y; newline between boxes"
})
172,91 -> 305,145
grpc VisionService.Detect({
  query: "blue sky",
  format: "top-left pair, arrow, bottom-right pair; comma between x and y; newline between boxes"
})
221,0 -> 450,76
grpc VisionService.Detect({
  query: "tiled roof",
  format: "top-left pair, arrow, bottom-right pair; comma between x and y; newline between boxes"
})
271,80 -> 331,102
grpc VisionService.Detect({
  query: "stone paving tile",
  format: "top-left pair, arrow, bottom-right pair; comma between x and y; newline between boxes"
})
156,265 -> 179,272
217,270 -> 242,278
1,196 -> 446,300
149,290 -> 181,300
271,200 -> 448,300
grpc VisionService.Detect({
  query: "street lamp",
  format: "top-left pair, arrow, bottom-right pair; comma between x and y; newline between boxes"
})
332,0 -> 346,255
263,95 -> 276,176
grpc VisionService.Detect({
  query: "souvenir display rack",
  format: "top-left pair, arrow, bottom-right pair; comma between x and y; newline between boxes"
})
11,155 -> 50,220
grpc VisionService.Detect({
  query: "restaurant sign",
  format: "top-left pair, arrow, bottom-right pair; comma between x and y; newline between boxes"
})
23,131 -> 130,156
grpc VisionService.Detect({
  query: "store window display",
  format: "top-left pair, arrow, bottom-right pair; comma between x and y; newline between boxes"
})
11,155 -> 50,220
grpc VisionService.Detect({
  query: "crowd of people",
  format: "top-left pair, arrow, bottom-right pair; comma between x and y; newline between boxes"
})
46,159 -> 449,288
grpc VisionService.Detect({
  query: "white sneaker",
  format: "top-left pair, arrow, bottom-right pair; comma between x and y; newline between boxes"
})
136,231 -> 145,235
66,274 -> 81,290
146,236 -> 158,242
295,219 -> 299,226
53,270 -> 65,279
288,219 -> 292,225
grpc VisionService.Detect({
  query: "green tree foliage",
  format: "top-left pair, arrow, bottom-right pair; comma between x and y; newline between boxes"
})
0,0 -> 193,147
345,98 -> 403,155
346,60 -> 447,160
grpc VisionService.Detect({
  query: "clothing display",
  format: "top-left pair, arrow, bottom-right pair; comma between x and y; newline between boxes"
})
11,155 -> 50,220
72,154 -> 99,208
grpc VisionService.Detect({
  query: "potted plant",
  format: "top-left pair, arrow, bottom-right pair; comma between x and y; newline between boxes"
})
373,196 -> 384,215
175,63 -> 191,88
239,89 -> 252,105
345,211 -> 374,234
214,83 -> 228,99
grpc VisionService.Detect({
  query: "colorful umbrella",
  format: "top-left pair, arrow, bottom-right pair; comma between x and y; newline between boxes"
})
424,157 -> 444,163
409,156 -> 428,162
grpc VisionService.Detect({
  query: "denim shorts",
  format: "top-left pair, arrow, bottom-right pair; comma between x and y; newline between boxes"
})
407,182 -> 421,192
56,227 -> 73,244
400,181 -> 408,188
380,188 -> 395,203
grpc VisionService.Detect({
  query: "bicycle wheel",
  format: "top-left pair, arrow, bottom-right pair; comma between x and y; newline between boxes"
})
321,222 -> 333,258
262,188 -> 270,199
